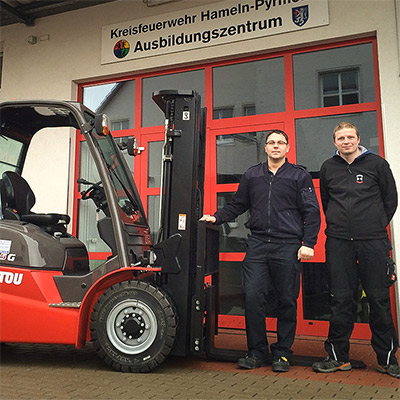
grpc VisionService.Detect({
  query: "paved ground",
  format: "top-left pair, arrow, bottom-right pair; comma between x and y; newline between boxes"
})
1,332 -> 399,399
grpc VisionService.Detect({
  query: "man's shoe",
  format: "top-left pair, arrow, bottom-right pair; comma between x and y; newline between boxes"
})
312,357 -> 352,373
272,356 -> 290,372
377,364 -> 400,379
237,354 -> 268,369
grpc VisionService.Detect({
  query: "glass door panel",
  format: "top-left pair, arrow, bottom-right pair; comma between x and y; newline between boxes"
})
295,111 -> 381,336
216,132 -> 268,184
148,141 -> 163,188
217,192 -> 249,253
77,137 -> 135,268
219,261 -> 244,316
148,195 -> 160,243
212,126 -> 284,329
138,134 -> 164,242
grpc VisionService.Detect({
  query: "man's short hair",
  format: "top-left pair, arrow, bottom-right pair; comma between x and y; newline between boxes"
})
265,129 -> 289,144
333,122 -> 360,140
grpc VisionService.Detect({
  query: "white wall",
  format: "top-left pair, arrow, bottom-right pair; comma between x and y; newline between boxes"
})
1,0 -> 400,319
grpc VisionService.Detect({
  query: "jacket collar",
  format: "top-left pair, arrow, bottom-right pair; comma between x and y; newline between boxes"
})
333,145 -> 371,162
264,158 -> 289,175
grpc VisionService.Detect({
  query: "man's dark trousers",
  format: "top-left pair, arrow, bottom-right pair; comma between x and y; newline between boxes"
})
242,236 -> 301,361
325,237 -> 399,365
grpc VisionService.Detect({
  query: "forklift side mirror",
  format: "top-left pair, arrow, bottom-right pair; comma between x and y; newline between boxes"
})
94,114 -> 110,136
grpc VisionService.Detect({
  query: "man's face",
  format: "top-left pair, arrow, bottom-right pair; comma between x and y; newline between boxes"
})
264,132 -> 289,161
333,128 -> 360,156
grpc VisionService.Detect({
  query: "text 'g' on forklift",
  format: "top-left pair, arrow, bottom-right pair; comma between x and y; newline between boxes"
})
0,91 -> 227,373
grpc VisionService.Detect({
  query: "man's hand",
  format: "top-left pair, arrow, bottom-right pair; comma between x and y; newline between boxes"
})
199,215 -> 216,223
297,245 -> 314,260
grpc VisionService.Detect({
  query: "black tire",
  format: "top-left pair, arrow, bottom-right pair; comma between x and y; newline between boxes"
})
90,280 -> 177,372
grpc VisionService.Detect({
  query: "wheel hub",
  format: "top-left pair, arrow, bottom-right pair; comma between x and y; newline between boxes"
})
120,313 -> 145,339
106,300 -> 158,354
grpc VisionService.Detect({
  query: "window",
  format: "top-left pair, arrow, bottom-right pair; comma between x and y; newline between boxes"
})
210,105 -> 255,120
215,131 -> 268,253
78,142 -> 110,255
293,43 -> 375,110
216,132 -> 267,184
148,195 -> 160,243
111,120 -> 129,131
295,111 -> 379,176
302,262 -> 368,322
213,107 -> 234,119
78,136 -> 136,259
147,140 -> 163,242
217,193 -> 249,253
82,82 -> 116,112
243,104 -> 256,116
219,261 -> 244,315
302,263 -> 330,320
83,81 -> 135,128
0,135 -> 24,175
321,69 -> 360,107
141,70 -> 205,127
213,57 -> 285,119
147,141 -> 163,188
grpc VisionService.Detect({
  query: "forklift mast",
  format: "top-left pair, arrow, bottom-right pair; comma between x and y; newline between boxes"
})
152,90 -> 211,357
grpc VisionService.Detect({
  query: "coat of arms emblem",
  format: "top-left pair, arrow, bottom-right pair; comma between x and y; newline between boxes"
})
292,6 -> 309,27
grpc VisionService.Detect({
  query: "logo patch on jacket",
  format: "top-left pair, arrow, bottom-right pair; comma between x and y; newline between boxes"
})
356,174 -> 364,184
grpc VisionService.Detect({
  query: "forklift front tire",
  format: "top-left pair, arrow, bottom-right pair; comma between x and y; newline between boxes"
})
90,280 -> 177,373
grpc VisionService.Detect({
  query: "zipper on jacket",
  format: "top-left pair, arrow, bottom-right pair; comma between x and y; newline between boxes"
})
346,164 -> 353,239
267,173 -> 273,239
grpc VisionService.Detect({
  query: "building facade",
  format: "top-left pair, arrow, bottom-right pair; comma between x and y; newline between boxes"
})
1,0 -> 400,339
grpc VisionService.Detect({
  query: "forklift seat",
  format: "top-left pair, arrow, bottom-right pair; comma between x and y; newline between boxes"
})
0,171 -> 70,236
97,217 -> 117,255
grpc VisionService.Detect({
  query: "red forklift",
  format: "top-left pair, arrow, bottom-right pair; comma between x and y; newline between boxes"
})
0,91 -> 227,372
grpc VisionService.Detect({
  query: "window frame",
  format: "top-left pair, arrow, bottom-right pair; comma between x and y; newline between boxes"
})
111,119 -> 130,131
320,68 -> 360,107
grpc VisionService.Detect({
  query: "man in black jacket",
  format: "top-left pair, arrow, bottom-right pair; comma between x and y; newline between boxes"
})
312,122 -> 400,379
201,129 -> 321,372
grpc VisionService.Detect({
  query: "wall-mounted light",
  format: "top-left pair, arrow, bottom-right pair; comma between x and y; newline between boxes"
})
27,36 -> 37,45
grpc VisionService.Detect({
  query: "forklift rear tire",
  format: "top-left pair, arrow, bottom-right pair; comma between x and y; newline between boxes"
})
90,280 -> 177,373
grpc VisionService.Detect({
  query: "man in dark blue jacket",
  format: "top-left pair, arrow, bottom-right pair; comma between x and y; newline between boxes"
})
312,122 -> 399,379
201,129 -> 321,372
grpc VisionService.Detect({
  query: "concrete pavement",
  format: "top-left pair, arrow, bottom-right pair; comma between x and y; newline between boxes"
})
1,332 -> 399,399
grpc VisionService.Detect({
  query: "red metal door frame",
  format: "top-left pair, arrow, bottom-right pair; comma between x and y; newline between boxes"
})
75,36 -> 395,340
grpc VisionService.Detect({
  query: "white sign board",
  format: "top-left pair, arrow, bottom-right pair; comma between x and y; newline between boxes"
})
101,0 -> 329,65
